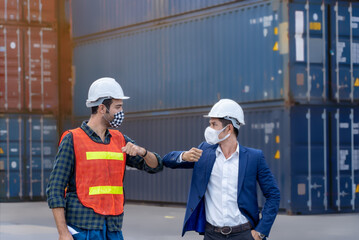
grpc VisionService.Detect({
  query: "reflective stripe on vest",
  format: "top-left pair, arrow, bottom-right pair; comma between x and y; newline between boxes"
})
86,152 -> 124,161
66,128 -> 126,216
89,186 -> 123,195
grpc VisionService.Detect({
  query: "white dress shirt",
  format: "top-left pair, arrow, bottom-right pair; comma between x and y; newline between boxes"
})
204,143 -> 248,227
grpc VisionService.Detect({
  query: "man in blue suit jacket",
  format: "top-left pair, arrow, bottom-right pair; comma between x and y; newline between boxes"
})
163,99 -> 280,240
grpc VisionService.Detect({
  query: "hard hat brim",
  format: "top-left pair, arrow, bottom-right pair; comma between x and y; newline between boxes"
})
86,96 -> 130,108
203,114 -> 245,126
203,114 -> 224,118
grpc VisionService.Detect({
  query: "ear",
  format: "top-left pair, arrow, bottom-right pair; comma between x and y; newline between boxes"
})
98,104 -> 106,114
228,124 -> 234,134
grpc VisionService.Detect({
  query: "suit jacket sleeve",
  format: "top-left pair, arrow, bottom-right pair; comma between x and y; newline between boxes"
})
163,142 -> 207,169
255,151 -> 281,237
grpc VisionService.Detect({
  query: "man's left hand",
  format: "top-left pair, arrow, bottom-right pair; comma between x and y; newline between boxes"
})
122,142 -> 145,156
251,230 -> 261,240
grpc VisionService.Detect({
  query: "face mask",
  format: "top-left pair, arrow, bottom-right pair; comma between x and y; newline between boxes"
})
204,125 -> 230,145
105,110 -> 124,128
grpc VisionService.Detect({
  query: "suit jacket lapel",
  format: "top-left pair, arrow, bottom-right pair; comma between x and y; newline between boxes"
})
237,145 -> 248,197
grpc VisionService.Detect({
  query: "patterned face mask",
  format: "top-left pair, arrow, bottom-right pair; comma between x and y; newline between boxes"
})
107,110 -> 124,128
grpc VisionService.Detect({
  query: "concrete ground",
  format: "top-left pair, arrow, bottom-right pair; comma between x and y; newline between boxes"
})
0,202 -> 358,240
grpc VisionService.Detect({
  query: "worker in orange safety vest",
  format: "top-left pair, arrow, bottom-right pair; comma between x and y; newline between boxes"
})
47,77 -> 163,240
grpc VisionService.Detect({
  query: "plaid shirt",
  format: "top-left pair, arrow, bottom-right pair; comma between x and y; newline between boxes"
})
46,121 -> 163,231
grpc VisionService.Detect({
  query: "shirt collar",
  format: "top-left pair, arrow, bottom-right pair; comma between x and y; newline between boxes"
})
216,141 -> 240,159
80,121 -> 111,143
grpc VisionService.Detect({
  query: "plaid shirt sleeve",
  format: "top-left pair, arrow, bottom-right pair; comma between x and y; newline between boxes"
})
123,134 -> 163,173
46,132 -> 75,208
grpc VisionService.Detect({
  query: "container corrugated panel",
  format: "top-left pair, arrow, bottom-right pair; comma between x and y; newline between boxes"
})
73,1 -> 284,116
71,0 -> 237,38
237,106 -> 290,210
121,112 -> 208,203
0,0 -> 22,21
120,109 -> 287,206
24,27 -> 58,113
0,114 -> 58,201
0,25 -> 23,112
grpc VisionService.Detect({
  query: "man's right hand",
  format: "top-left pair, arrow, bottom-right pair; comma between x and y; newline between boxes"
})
182,148 -> 203,162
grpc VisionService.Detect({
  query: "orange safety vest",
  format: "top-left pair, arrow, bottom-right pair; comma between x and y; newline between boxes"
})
61,128 -> 126,216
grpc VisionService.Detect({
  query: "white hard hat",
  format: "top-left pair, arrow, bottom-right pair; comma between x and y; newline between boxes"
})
204,99 -> 245,129
86,77 -> 129,107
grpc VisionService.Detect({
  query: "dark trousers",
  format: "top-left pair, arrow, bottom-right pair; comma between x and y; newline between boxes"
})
204,228 -> 254,240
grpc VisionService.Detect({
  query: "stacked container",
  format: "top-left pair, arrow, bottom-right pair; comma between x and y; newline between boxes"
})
0,0 -> 59,201
70,0 -> 358,214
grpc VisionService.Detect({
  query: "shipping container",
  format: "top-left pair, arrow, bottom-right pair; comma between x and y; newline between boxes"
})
0,114 -> 58,201
72,0 -> 359,117
71,0 -> 237,38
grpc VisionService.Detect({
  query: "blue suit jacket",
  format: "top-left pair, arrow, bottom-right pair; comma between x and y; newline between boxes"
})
163,142 -> 280,237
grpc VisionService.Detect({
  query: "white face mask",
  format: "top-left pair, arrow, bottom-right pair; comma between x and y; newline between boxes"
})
204,125 -> 230,145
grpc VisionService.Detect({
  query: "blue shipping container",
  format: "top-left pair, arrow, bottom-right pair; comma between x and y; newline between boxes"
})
72,0 -> 359,117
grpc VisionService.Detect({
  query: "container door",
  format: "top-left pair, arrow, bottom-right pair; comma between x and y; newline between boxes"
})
289,0 -> 327,103
291,105 -> 359,214
24,0 -> 57,23
0,115 -> 24,200
25,115 -> 57,200
329,1 -> 359,102
330,107 -> 359,211
0,0 -> 22,21
0,26 -> 23,112
291,106 -> 328,214
24,27 -> 58,113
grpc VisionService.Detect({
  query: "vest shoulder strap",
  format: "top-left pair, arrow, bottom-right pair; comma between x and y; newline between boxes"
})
58,128 -> 81,146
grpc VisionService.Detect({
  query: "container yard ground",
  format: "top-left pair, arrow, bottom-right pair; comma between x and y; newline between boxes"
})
0,202 -> 358,240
